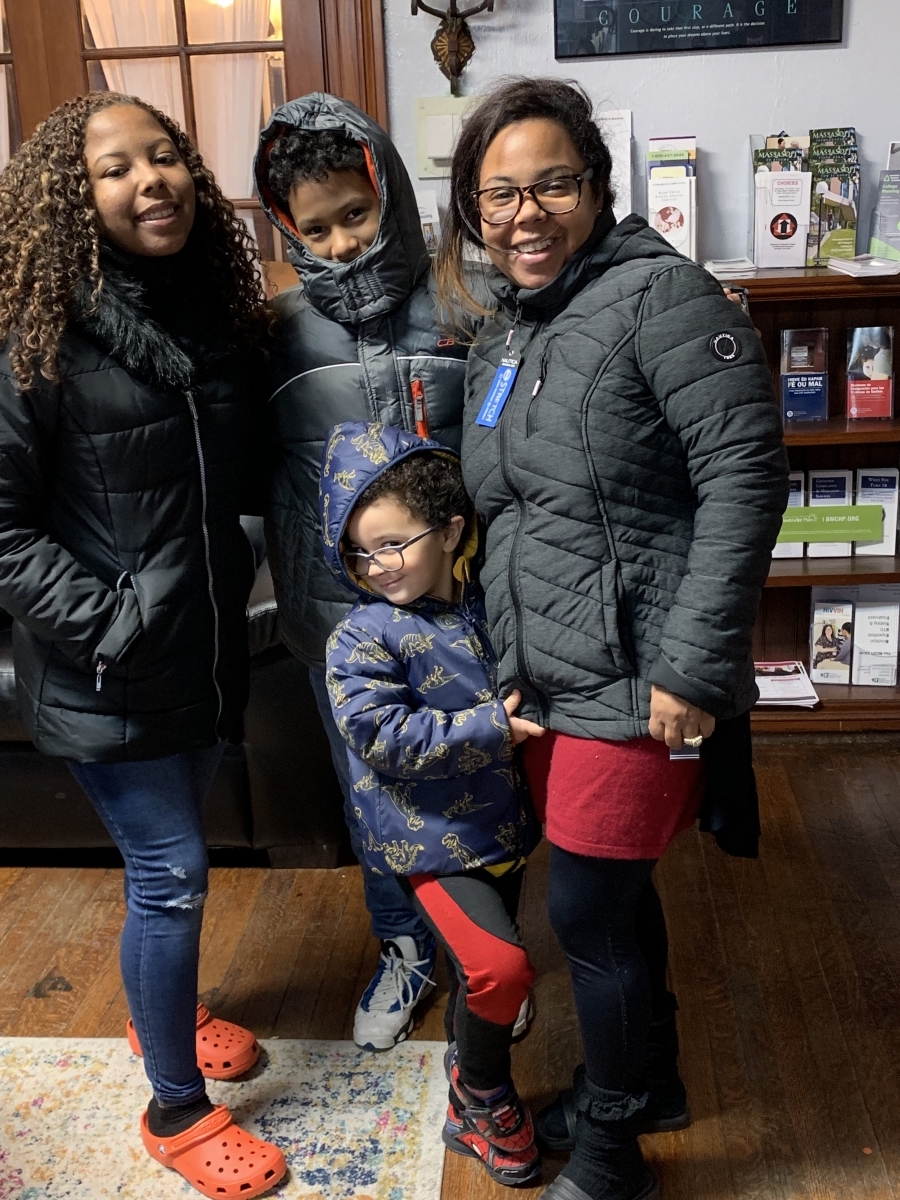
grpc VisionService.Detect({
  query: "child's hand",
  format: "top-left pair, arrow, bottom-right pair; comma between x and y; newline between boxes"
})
501,689 -> 546,745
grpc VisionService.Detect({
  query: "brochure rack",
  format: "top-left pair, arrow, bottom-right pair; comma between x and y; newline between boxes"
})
731,268 -> 900,730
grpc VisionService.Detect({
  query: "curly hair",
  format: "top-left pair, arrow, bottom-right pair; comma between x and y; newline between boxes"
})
266,129 -> 368,208
0,91 -> 270,389
355,451 -> 472,530
435,77 -> 615,335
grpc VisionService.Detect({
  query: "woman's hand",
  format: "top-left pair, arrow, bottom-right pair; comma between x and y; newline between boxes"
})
648,685 -> 716,749
502,689 -> 546,746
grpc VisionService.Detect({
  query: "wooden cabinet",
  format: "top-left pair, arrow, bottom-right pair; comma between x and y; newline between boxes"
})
739,268 -> 900,732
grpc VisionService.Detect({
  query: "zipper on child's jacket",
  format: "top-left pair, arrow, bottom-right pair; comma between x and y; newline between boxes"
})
411,379 -> 430,439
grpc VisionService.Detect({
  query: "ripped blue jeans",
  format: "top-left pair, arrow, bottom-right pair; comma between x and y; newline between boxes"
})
68,743 -> 224,1106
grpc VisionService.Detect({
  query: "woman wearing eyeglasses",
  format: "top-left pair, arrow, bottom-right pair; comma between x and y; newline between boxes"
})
436,78 -> 789,1200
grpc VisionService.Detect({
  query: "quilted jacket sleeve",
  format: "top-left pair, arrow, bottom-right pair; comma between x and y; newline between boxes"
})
635,263 -> 790,717
326,617 -> 511,780
0,372 -> 142,668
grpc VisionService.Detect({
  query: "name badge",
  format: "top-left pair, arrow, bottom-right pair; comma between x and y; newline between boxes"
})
476,356 -> 519,428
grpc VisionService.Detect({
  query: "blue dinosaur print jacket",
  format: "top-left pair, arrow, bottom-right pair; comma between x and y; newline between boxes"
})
320,421 -> 538,877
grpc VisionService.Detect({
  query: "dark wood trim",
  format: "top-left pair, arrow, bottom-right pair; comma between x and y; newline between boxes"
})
282,0 -> 327,98
170,0 -> 197,143
783,417 -> 900,446
731,267 -> 900,302
82,41 -> 285,60
5,0 -> 84,136
767,555 -> 900,588
5,0 -> 388,140
752,687 -> 900,732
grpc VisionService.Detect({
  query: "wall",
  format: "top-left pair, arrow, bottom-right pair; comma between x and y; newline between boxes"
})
383,0 -> 895,262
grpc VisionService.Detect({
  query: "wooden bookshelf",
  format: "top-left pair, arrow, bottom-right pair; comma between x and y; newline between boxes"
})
744,270 -> 900,732
766,555 -> 900,587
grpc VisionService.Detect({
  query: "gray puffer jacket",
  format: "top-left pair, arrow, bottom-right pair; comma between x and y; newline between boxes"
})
254,94 -> 468,668
462,210 -> 790,740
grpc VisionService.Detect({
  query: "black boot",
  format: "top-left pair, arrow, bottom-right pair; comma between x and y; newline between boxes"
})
541,1077 -> 658,1200
536,994 -> 689,1152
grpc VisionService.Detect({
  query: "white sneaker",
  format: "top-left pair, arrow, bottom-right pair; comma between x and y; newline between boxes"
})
354,935 -> 437,1051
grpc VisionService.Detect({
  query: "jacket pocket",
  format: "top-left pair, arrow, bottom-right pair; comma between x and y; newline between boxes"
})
600,560 -> 635,676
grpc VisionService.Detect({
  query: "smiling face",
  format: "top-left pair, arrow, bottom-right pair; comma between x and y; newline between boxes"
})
478,117 -> 600,291
345,496 -> 464,606
85,104 -> 196,257
288,169 -> 381,263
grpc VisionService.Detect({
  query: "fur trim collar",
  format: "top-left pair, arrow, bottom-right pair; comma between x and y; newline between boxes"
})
72,264 -> 197,391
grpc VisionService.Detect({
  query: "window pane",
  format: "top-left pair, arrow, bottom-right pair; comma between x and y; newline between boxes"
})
82,0 -> 178,49
185,0 -> 280,45
93,58 -> 186,130
192,50 -> 281,198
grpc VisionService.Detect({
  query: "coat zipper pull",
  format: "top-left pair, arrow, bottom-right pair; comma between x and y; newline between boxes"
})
411,379 -> 430,439
95,659 -> 107,692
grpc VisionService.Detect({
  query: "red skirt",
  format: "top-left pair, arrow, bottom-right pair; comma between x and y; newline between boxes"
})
522,731 -> 703,860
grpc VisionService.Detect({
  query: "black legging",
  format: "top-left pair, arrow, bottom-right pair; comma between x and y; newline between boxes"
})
547,845 -> 668,1097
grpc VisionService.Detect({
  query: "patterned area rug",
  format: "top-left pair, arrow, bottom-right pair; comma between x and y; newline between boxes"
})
0,1038 -> 448,1199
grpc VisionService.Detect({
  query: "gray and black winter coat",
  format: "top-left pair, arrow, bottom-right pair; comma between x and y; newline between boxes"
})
462,210 -> 790,741
254,93 -> 469,669
0,244 -> 258,763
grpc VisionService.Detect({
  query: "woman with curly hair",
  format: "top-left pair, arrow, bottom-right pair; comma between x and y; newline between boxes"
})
0,93 -> 285,1197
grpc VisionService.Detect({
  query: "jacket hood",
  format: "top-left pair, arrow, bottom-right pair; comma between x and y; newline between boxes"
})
255,93 -> 430,325
489,209 -> 683,317
320,421 -> 475,599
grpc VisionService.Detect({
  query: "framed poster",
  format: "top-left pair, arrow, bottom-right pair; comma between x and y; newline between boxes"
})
555,0 -> 843,58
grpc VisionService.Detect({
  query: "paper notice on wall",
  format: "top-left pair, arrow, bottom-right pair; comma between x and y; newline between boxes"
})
415,190 -> 441,256
596,109 -> 633,224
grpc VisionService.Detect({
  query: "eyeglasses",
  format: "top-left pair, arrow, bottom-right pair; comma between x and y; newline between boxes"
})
472,170 -> 593,226
343,526 -> 440,576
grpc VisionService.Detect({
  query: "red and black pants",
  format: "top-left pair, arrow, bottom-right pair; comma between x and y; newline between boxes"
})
402,866 -> 534,1092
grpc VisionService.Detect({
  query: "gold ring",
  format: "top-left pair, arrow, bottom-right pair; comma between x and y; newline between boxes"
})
683,735 -> 703,748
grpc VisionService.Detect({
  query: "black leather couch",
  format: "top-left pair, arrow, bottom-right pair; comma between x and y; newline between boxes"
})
0,520 -> 347,867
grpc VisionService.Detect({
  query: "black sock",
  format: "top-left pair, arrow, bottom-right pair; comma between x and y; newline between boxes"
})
147,1094 -> 215,1138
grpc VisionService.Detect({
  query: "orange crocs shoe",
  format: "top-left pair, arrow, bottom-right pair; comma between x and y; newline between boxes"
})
127,1003 -> 260,1080
141,1104 -> 286,1198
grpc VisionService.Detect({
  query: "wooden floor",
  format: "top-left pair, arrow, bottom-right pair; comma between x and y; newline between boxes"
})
4,737 -> 900,1198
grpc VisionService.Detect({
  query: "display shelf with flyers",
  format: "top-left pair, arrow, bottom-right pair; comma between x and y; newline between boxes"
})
743,270 -> 900,730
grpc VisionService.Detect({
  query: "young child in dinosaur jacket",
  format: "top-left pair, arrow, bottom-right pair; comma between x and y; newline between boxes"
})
320,420 -> 544,1187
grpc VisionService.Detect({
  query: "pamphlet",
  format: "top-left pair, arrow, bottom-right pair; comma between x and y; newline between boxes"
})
415,190 -> 441,256
854,467 -> 899,556
780,328 -> 828,421
772,471 -> 805,559
807,469 -> 852,557
753,148 -> 804,172
753,661 -> 819,708
869,171 -> 900,262
810,598 -> 854,683
648,136 -> 696,260
851,584 -> 900,686
847,327 -> 894,419
754,170 -> 812,268
807,163 -> 860,265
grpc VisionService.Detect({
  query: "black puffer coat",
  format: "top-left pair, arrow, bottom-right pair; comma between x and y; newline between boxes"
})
254,93 -> 469,669
0,248 -> 257,762
463,211 -> 790,740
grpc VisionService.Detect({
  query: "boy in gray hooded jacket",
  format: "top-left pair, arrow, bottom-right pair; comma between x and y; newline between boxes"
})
254,93 -> 470,1051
